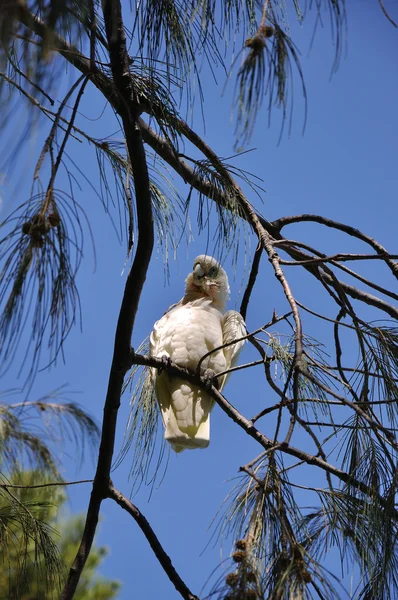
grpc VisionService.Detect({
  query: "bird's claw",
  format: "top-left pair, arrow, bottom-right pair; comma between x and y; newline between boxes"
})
202,368 -> 218,390
158,355 -> 172,374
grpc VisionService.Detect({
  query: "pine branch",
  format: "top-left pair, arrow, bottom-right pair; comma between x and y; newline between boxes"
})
131,352 -> 398,517
0,480 -> 93,489
137,119 -> 398,319
13,5 -> 398,323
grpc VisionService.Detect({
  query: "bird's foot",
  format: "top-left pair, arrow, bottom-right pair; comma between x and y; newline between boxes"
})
158,355 -> 172,374
202,368 -> 218,390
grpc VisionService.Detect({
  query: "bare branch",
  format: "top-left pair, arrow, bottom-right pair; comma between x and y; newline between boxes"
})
0,479 -> 92,489
272,213 -> 398,279
108,484 -> 199,600
274,239 -> 398,302
278,252 -> 398,266
240,244 -> 262,321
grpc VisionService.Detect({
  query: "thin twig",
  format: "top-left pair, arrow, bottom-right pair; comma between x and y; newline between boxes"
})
274,238 -> 398,302
5,54 -> 54,104
378,0 -> 398,27
212,358 -> 266,380
0,479 -> 93,489
239,466 -> 265,487
195,313 -> 291,374
33,74 -> 86,184
42,75 -> 90,213
298,368 -> 397,446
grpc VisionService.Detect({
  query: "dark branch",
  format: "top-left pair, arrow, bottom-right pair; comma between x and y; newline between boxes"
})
240,244 -> 262,321
108,484 -> 199,600
379,0 -> 398,27
60,1 -> 154,598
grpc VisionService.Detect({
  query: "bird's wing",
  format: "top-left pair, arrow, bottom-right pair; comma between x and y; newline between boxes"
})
219,310 -> 246,390
149,312 -> 172,421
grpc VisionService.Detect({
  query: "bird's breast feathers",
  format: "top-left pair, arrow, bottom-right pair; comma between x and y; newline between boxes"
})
151,299 -> 226,373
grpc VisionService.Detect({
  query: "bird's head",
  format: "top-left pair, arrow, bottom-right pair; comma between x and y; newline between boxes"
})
185,255 -> 230,310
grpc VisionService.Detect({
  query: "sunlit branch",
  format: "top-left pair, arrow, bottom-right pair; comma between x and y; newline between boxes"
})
131,352 -> 397,514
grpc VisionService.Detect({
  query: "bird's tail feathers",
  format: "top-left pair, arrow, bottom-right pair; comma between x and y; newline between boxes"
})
164,404 -> 210,452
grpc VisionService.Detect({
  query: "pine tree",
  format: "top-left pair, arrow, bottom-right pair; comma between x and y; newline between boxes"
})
0,471 -> 120,600
0,2 -> 397,599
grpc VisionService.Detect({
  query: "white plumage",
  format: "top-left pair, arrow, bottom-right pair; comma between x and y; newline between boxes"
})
150,255 -> 246,452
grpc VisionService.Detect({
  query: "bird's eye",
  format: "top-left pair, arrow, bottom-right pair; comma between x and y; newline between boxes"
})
208,266 -> 218,278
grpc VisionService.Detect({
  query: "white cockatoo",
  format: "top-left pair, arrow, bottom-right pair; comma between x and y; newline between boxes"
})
150,255 -> 246,453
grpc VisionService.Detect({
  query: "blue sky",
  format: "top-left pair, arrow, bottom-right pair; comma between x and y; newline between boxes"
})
1,1 -> 397,598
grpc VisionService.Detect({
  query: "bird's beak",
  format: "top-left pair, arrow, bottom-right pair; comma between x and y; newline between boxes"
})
194,263 -> 205,280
